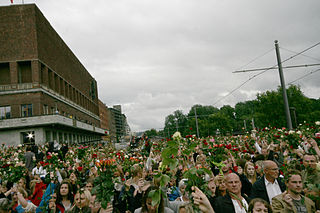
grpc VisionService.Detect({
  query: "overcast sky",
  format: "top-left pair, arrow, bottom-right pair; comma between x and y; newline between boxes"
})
3,0 -> 320,132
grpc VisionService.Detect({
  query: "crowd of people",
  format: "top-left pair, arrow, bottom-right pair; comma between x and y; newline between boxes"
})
0,123 -> 319,213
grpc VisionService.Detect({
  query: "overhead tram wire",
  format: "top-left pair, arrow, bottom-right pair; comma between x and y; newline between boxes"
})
280,41 -> 320,64
288,67 -> 320,85
213,41 -> 320,106
212,48 -> 275,106
237,48 -> 274,70
280,47 -> 320,62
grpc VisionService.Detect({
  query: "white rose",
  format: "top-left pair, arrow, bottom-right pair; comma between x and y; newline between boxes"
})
296,131 -> 302,135
172,131 -> 181,139
289,130 -> 295,134
315,121 -> 320,125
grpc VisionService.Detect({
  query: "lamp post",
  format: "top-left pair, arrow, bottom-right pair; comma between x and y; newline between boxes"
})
290,107 -> 297,128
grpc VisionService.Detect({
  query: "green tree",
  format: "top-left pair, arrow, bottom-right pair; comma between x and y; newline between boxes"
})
144,128 -> 158,138
164,110 -> 188,137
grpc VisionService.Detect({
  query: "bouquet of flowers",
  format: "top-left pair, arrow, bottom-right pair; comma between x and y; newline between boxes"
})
77,145 -> 89,160
92,159 -> 117,209
285,130 -> 302,149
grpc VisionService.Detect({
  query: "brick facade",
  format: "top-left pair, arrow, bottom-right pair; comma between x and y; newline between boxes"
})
0,4 -> 104,145
0,4 -> 100,126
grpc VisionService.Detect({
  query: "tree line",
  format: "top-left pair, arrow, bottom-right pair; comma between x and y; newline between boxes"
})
144,85 -> 320,138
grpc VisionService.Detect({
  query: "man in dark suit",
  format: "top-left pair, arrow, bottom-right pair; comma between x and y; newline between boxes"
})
250,160 -> 286,203
213,173 -> 251,213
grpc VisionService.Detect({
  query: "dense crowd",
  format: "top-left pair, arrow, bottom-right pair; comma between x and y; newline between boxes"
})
0,122 -> 319,213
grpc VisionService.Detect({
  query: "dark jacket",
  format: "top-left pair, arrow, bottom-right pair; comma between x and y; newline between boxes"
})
213,192 -> 251,213
250,175 -> 286,203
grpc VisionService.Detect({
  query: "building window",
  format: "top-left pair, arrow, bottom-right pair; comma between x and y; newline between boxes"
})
43,105 -> 49,115
21,104 -> 32,117
21,131 -> 35,144
0,106 -> 11,119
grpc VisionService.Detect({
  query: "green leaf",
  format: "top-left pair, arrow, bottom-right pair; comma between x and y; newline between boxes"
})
101,200 -> 108,209
169,159 -> 178,170
160,174 -> 171,187
150,190 -> 161,207
167,140 -> 177,147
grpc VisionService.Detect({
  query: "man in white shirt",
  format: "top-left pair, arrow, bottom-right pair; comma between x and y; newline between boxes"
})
31,161 -> 46,179
250,160 -> 286,203
213,173 -> 250,213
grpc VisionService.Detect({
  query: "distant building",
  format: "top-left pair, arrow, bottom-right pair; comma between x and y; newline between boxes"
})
98,102 -> 131,142
0,4 -> 104,145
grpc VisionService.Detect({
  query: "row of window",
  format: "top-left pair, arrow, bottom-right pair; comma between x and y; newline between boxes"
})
0,105 -> 91,125
45,130 -> 100,143
0,105 -> 32,119
42,66 -> 97,114
20,130 -> 100,144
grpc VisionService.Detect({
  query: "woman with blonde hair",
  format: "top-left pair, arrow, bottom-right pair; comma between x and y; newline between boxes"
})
244,161 -> 257,184
66,188 -> 91,213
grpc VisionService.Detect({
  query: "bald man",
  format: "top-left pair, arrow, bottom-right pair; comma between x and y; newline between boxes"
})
250,160 -> 286,203
213,173 -> 251,213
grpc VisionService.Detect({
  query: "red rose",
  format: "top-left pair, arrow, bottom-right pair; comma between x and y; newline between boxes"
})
40,161 -> 45,165
254,166 -> 258,170
121,178 -> 126,182
166,167 -> 170,171
92,154 -> 98,158
290,145 -> 293,149
47,155 -> 52,160
233,166 -> 238,172
77,166 -> 83,172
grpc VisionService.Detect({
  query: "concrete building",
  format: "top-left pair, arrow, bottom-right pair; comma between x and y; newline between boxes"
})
0,4 -> 104,145
98,102 -> 131,142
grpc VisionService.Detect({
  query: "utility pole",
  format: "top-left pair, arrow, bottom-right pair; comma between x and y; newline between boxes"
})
194,107 -> 200,138
175,119 -> 178,132
251,117 -> 255,129
233,41 -> 320,130
275,40 -> 293,130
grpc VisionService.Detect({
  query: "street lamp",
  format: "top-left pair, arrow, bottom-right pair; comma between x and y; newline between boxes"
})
290,107 -> 297,128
